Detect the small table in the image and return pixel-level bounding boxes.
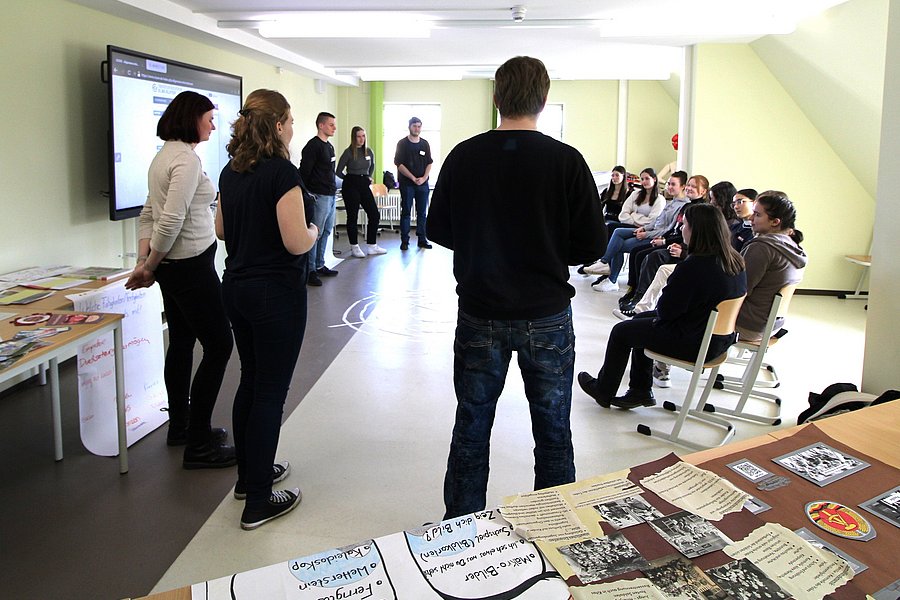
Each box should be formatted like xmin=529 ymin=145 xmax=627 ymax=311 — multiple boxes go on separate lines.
xmin=1 ymin=309 xmax=128 ymax=473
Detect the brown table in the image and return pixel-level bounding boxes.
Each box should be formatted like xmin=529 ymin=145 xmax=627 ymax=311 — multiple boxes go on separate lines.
xmin=1 ymin=309 xmax=128 ymax=472
xmin=134 ymin=402 xmax=899 ymax=600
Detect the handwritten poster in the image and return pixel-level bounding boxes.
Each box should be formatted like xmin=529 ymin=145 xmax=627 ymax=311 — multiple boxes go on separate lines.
xmin=192 ymin=513 xmax=571 ymax=599
xmin=70 ymin=280 xmax=168 ymax=455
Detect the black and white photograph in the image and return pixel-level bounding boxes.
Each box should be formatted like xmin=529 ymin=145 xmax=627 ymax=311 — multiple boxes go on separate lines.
xmin=706 ymin=558 xmax=790 ymax=600
xmin=557 ymin=534 xmax=651 ymax=583
xmin=648 ymin=511 xmax=732 ymax=558
xmin=794 ymin=527 xmax=868 ymax=575
xmin=642 ymin=554 xmax=731 ymax=600
xmin=727 ymin=459 xmax=773 ymax=482
xmin=772 ymin=442 xmax=870 ymax=486
xmin=593 ymin=495 xmax=665 ymax=529
xmin=859 ymin=485 xmax=900 ymax=529
xmin=742 ymin=495 xmax=772 ymax=515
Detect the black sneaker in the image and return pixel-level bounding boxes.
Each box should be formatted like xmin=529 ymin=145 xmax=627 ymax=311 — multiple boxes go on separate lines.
xmin=400 ymin=240 xmax=409 ymax=250
xmin=618 ymin=291 xmax=635 ymax=308
xmin=577 ymin=372 xmax=612 ymax=408
xmin=577 ymin=265 xmax=587 ymax=275
xmin=591 ymin=275 xmax=608 ymax=286
xmin=240 ymin=488 xmax=302 ymax=530
xmin=307 ymin=271 xmax=323 ymax=287
xmin=317 ymin=266 xmax=339 ymax=277
xmin=183 ymin=442 xmax=238 ymax=470
xmin=610 ymin=389 xmax=656 ymax=409
xmin=234 ymin=461 xmax=291 ymax=500
xmin=167 ymin=426 xmax=228 ymax=447
xmin=418 ymin=241 xmax=433 ymax=249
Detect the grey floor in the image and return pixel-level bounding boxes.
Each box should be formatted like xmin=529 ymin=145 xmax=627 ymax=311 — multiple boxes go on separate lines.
xmin=0 ymin=230 xmax=867 ymax=600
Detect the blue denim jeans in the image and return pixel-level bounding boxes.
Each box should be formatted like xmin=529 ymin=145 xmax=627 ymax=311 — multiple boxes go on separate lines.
xmin=222 ymin=277 xmax=307 ymax=508
xmin=443 ymin=307 xmax=576 ymax=519
xmin=601 ymin=227 xmax=647 ymax=283
xmin=308 ymin=193 xmax=336 ymax=271
xmin=399 ymin=182 xmax=429 ymax=243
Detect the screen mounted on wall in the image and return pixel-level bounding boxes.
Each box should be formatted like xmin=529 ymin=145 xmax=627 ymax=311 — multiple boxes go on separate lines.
xmin=105 ymin=46 xmax=242 ymax=221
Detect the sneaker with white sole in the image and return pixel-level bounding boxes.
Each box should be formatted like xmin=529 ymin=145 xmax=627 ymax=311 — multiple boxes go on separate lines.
xmin=367 ymin=244 xmax=387 ymax=255
xmin=350 ymin=244 xmax=366 ymax=258
xmin=584 ymin=260 xmax=611 ymax=275
xmin=234 ymin=461 xmax=291 ymax=500
xmin=612 ymin=308 xmax=634 ymax=321
xmin=652 ymin=363 xmax=671 ymax=388
xmin=240 ymin=488 xmax=302 ymax=530
xmin=592 ymin=278 xmax=619 ymax=292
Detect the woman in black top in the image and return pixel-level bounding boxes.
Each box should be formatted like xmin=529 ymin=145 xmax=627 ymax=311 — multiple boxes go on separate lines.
xmin=216 ymin=89 xmax=318 ymax=530
xmin=578 ymin=203 xmax=746 ymax=409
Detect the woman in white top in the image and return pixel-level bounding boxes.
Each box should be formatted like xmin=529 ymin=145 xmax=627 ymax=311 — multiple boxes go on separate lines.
xmin=126 ymin=91 xmax=234 ymax=468
xmin=618 ymin=167 xmax=664 ymax=227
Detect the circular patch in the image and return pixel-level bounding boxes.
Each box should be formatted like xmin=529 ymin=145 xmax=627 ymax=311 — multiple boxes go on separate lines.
xmin=806 ymin=501 xmax=876 ymax=541
xmin=13 ymin=313 xmax=51 ymax=326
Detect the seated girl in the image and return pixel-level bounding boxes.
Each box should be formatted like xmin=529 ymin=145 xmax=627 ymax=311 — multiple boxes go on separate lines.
xmin=578 ymin=203 xmax=746 ymax=409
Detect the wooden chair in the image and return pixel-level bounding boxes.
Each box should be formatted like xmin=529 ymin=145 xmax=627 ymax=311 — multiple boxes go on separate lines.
xmin=637 ymin=295 xmax=745 ymax=450
xmin=708 ymin=284 xmax=798 ymax=425
xmin=369 ymin=183 xmax=397 ymax=232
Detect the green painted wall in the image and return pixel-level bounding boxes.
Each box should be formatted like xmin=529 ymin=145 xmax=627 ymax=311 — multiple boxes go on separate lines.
xmin=691 ymin=44 xmax=874 ymax=290
xmin=626 ymin=80 xmax=679 ymax=174
xmin=0 ymin=0 xmax=336 ymax=275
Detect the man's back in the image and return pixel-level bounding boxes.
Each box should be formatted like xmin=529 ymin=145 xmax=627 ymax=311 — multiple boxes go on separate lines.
xmin=428 ymin=129 xmax=605 ymax=320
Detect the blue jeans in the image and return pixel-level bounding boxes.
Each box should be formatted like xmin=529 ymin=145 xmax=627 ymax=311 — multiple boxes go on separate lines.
xmin=154 ymin=243 xmax=233 ymax=444
xmin=602 ymin=228 xmax=646 ymax=283
xmin=443 ymin=307 xmax=576 ymax=519
xmin=308 ymin=193 xmax=336 ymax=271
xmin=399 ymin=182 xmax=429 ymax=243
xmin=222 ymin=277 xmax=307 ymax=508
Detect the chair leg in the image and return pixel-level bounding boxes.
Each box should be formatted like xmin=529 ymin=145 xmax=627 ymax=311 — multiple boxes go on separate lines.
xmin=637 ymin=367 xmax=736 ymax=450
xmin=708 ymin=349 xmax=782 ymax=425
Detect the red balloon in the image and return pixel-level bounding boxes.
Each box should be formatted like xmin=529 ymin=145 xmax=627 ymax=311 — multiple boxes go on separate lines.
xmin=671 ymin=133 xmax=679 ymax=151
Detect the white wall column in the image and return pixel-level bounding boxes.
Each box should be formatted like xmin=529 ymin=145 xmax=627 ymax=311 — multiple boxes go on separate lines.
xmin=677 ymin=46 xmax=696 ymax=174
xmin=862 ymin=2 xmax=900 ymax=394
xmin=616 ymin=80 xmax=628 ymax=166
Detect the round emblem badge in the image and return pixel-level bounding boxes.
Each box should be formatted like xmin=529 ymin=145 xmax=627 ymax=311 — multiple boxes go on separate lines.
xmin=805 ymin=501 xmax=876 ymax=541
xmin=13 ymin=313 xmax=51 ymax=326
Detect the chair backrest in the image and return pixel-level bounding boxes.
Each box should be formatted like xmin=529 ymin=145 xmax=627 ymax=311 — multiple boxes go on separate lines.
xmin=370 ymin=183 xmax=388 ymax=197
xmin=711 ymin=295 xmax=746 ymax=337
xmin=775 ymin=283 xmax=798 ymax=320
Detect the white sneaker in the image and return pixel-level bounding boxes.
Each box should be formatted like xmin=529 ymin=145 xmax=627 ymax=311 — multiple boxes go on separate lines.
xmin=653 ymin=363 xmax=671 ymax=388
xmin=350 ymin=244 xmax=366 ymax=258
xmin=593 ymin=279 xmax=619 ymax=293
xmin=584 ymin=260 xmax=611 ymax=275
xmin=367 ymin=244 xmax=387 ymax=255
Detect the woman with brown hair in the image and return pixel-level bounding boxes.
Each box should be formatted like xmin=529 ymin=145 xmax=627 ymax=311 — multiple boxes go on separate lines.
xmin=217 ymin=89 xmax=319 ymax=530
xmin=578 ymin=203 xmax=746 ymax=409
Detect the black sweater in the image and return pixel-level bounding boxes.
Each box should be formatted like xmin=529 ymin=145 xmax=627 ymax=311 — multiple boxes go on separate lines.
xmin=427 ymin=130 xmax=606 ymax=319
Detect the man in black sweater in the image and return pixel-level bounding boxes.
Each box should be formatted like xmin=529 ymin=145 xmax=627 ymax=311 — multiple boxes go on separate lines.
xmin=428 ymin=56 xmax=607 ymax=520
xmin=299 ymin=111 xmax=338 ymax=287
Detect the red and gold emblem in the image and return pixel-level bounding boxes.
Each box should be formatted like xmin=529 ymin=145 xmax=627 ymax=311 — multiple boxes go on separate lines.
xmin=806 ymin=501 xmax=876 ymax=541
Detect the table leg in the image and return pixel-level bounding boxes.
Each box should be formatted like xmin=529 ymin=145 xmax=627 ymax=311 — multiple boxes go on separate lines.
xmin=49 ymin=357 xmax=63 ymax=461
xmin=114 ymin=323 xmax=128 ymax=474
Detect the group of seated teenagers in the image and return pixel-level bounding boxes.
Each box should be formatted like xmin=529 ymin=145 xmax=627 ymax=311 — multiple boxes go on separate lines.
xmin=578 ymin=166 xmax=808 ymax=395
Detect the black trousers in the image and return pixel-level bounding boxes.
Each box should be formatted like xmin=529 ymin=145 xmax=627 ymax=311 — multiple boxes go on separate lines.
xmin=154 ymin=243 xmax=234 ymax=445
xmin=634 ymin=248 xmax=683 ymax=299
xmin=595 ymin=311 xmax=734 ymax=395
xmin=341 ymin=174 xmax=380 ymax=245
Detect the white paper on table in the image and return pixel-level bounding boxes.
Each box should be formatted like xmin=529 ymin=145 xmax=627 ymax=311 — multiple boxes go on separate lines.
xmin=724 ymin=522 xmax=854 ymax=600
xmin=571 ymin=577 xmax=668 ymax=600
xmin=639 ymin=461 xmax=749 ymax=521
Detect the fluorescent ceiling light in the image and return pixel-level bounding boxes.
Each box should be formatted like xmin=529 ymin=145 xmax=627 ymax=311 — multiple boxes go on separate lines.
xmin=257 ymin=13 xmax=431 ymax=38
xmin=352 ymin=67 xmax=463 ymax=81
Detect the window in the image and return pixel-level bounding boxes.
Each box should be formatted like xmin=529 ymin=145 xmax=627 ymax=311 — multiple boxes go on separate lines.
xmin=538 ymin=103 xmax=564 ymax=140
xmin=494 ymin=102 xmax=564 ymax=140
xmin=383 ymin=103 xmax=442 ymax=183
